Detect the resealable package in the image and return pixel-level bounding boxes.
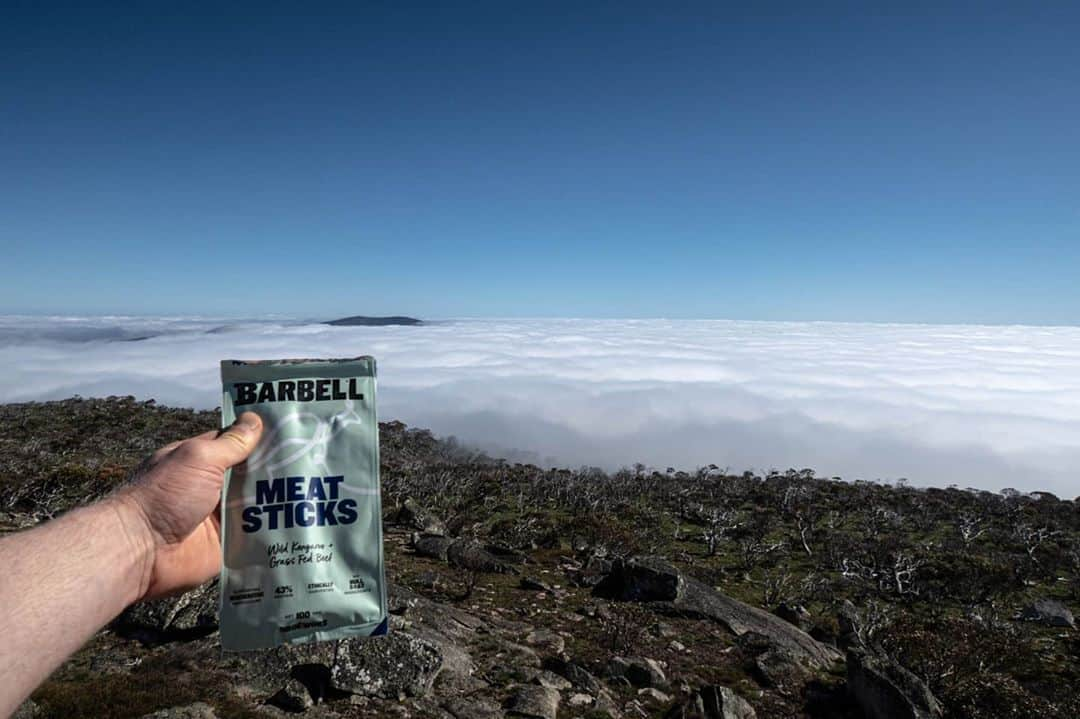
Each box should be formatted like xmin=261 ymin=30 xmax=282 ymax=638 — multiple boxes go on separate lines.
xmin=219 ymin=357 xmax=387 ymax=651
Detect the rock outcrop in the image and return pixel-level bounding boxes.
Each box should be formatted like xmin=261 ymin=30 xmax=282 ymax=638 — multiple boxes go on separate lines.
xmin=596 ymin=557 xmax=840 ymax=668
xmin=1018 ymin=599 xmax=1075 ymax=628
xmin=442 ymin=696 xmax=505 ymax=719
xmin=772 ymin=602 xmax=812 ymax=632
xmin=385 ymin=583 xmax=480 ymax=684
xmin=411 ymin=533 xmax=517 ymax=573
xmin=411 ymin=533 xmax=454 ymax=561
xmin=543 ymin=658 xmax=622 ymax=717
xmin=234 ymin=630 xmax=444 ymax=701
xmin=506 ymin=685 xmax=560 ymax=719
xmin=606 ymin=656 xmax=667 ymax=688
xmin=700 ymin=686 xmax=757 ymax=719
xmin=115 ymin=579 xmax=220 ymax=643
xmin=397 ymin=498 xmax=447 ymax=536
xmin=846 ymin=648 xmax=943 ymax=719
xmin=269 ymin=678 xmax=316 ymax=712
xmin=665 ymin=685 xmax=757 ymax=719
xmin=139 ymin=704 xmax=219 ymax=719
xmin=738 ymin=632 xmax=810 ymax=690
xmin=332 ymin=632 xmax=443 ymax=697
xmin=525 ymin=628 xmax=566 ymax=655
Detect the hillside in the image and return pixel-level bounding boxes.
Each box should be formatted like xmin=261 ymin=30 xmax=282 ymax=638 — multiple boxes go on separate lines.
xmin=1 ymin=397 xmax=1078 ymax=719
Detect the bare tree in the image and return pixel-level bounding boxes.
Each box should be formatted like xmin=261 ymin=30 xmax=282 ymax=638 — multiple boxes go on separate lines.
xmin=761 ymin=567 xmax=793 ymax=606
xmin=889 ymin=550 xmax=926 ymax=596
xmin=841 ymin=549 xmax=926 ymax=597
xmin=957 ymin=511 xmax=988 ymax=547
xmin=737 ymin=535 xmax=786 ymax=573
xmin=702 ymin=506 xmax=741 ymax=557
xmin=849 ymin=599 xmax=895 ymax=649
xmin=1014 ymin=522 xmax=1059 ymax=567
xmin=781 ymin=484 xmax=818 ymax=556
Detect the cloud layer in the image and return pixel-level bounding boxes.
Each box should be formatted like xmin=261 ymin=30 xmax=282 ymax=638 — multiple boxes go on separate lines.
xmin=2 ymin=316 xmax=1079 ymax=495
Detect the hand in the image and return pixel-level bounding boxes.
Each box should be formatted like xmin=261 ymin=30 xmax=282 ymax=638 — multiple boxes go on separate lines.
xmin=113 ymin=412 xmax=263 ymax=601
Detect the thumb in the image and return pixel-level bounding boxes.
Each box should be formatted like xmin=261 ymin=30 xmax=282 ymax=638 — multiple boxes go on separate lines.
xmin=208 ymin=412 xmax=263 ymax=468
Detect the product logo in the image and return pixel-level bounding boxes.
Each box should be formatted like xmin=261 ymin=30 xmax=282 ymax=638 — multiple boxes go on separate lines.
xmin=241 ymin=475 xmax=359 ymax=533
xmin=234 ymin=379 xmax=363 ymax=405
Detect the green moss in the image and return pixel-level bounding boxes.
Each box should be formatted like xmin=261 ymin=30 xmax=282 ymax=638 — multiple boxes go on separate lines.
xmin=33 ymin=670 xmax=204 ymax=719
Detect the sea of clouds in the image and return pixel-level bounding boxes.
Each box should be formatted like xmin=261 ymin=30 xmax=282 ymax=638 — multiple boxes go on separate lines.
xmin=2 ymin=315 xmax=1078 ymax=495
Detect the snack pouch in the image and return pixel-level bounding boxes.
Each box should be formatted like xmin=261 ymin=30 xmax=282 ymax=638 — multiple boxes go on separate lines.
xmin=219 ymin=357 xmax=387 ymax=651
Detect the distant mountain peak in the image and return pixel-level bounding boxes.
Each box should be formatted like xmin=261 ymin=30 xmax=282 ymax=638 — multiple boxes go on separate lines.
xmin=323 ymin=315 xmax=423 ymax=327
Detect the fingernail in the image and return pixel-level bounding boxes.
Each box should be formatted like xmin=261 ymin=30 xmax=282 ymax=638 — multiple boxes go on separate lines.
xmin=236 ymin=412 xmax=261 ymax=431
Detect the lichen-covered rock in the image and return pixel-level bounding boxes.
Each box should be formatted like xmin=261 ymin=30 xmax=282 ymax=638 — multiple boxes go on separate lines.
xmin=388 ymin=583 xmax=422 ymax=615
xmin=598 ymin=557 xmax=680 ymax=601
xmin=544 ymin=658 xmax=622 ymax=717
xmin=412 ymin=533 xmax=454 ymax=561
xmin=638 ymin=687 xmax=673 ymax=703
xmin=384 ymin=582 xmax=484 ymax=693
xmin=698 ymin=686 xmax=757 ymax=719
xmin=398 ymin=498 xmax=447 ymax=536
xmin=773 ymin=603 xmax=812 ymax=632
xmin=597 ymin=557 xmax=840 ymax=669
xmin=535 ymin=670 xmax=572 ymax=690
xmin=411 ymin=534 xmax=515 ymax=573
xmin=489 ymin=640 xmax=541 ymax=682
xmin=606 ymin=656 xmax=667 ymax=688
xmin=232 ymin=639 xmax=337 ymax=696
xmin=736 ymin=632 xmax=807 ymax=689
xmin=1018 ymin=599 xmax=1075 ymax=628
xmin=846 ymin=649 xmax=943 ymax=719
xmin=139 ymin=703 xmax=219 ymax=719
xmin=116 ymin=579 xmax=220 ymax=643
xmin=506 ymin=685 xmax=560 ymax=719
xmin=442 ymin=696 xmax=505 ymax=719
xmin=447 ymin=538 xmax=516 ymax=574
xmin=665 ymin=686 xmax=756 ymax=719
xmin=332 ymin=632 xmax=444 ymax=698
xmin=525 ymin=629 xmax=565 ymax=655
xmin=569 ymin=556 xmax=615 ymax=588
xmin=752 ymin=648 xmax=809 ymax=690
xmin=836 ymin=599 xmax=861 ymax=650
xmin=269 ymin=678 xmax=315 ymax=712
xmin=543 ymin=658 xmax=604 ymax=694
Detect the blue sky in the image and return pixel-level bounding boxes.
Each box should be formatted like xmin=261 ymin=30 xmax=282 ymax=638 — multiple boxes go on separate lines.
xmin=2 ymin=2 xmax=1078 ymax=323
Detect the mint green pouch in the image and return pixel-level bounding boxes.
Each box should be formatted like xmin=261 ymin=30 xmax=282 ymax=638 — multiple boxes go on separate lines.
xmin=219 ymin=357 xmax=388 ymax=651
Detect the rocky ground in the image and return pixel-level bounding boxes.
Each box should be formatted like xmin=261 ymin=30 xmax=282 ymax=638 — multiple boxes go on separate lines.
xmin=2 ymin=398 xmax=1078 ymax=719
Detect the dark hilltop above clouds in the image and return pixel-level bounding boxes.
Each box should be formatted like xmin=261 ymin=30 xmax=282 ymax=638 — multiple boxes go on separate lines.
xmin=323 ymin=315 xmax=423 ymax=326
xmin=0 ymin=315 xmax=427 ymax=349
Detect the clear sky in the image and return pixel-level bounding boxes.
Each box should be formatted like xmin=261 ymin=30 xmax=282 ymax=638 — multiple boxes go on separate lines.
xmin=3 ymin=2 xmax=1078 ymax=323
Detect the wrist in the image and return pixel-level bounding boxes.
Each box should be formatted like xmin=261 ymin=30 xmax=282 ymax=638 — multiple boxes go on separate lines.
xmin=104 ymin=489 xmax=158 ymax=605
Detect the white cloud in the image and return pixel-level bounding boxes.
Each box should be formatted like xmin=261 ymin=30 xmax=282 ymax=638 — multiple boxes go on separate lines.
xmin=2 ymin=316 xmax=1079 ymax=495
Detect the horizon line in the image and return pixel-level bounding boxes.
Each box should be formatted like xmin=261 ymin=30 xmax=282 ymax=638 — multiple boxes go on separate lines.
xmin=1 ymin=311 xmax=1079 ymax=331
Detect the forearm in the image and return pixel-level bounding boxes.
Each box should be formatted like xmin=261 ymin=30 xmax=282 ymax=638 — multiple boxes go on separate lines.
xmin=0 ymin=492 xmax=153 ymax=716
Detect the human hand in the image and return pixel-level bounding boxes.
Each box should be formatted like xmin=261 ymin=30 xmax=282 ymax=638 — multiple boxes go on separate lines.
xmin=112 ymin=412 xmax=263 ymax=601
